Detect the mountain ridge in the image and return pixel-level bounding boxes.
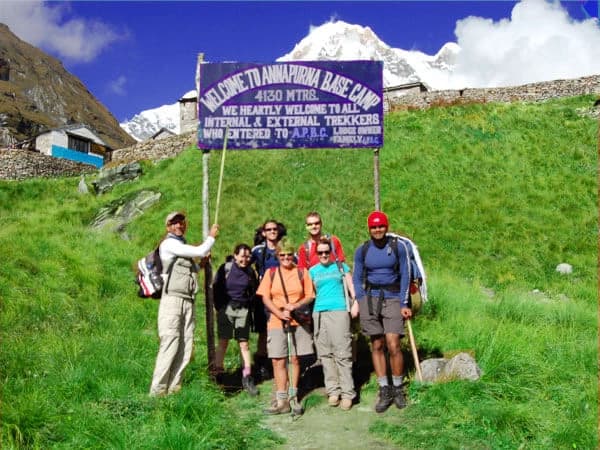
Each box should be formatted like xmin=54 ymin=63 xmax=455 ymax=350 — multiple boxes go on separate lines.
xmin=0 ymin=24 xmax=135 ymax=150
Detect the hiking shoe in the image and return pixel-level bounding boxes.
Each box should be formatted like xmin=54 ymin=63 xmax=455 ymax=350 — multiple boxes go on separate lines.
xmin=393 ymin=384 xmax=407 ymax=409
xmin=263 ymin=399 xmax=290 ymax=415
xmin=374 ymin=385 xmax=394 ymax=413
xmin=242 ymin=375 xmax=259 ymax=396
xmin=290 ymin=397 xmax=304 ymax=416
xmin=340 ymin=398 xmax=353 ymax=411
xmin=328 ymin=395 xmax=340 ymax=407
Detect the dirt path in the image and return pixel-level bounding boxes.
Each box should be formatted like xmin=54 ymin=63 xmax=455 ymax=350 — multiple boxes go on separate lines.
xmin=260 ymin=383 xmax=407 ymax=450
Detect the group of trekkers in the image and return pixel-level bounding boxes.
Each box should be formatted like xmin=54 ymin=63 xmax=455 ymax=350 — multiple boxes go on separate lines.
xmin=148 ymin=210 xmax=426 ymax=417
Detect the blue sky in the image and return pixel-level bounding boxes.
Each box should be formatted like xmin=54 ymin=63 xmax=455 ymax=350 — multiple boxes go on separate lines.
xmin=0 ymin=1 xmax=598 ymax=122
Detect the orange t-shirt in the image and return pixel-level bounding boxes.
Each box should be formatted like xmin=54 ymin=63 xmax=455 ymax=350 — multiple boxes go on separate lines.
xmin=256 ymin=266 xmax=314 ymax=330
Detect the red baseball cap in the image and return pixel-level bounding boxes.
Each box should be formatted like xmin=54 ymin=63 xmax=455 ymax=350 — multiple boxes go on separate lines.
xmin=367 ymin=211 xmax=389 ymax=227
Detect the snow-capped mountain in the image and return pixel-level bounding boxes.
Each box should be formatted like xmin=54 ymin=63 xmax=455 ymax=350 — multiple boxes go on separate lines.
xmin=120 ymin=21 xmax=460 ymax=142
xmin=119 ymin=102 xmax=180 ymax=142
xmin=277 ymin=21 xmax=459 ymax=89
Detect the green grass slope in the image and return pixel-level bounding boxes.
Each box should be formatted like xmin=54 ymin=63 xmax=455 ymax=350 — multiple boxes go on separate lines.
xmin=0 ymin=95 xmax=596 ymax=449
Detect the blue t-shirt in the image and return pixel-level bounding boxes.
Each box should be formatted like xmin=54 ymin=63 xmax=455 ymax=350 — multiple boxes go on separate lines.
xmin=309 ymin=262 xmax=350 ymax=312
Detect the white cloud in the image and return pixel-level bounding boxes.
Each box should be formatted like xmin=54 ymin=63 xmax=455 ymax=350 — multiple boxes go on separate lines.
xmin=0 ymin=1 xmax=123 ymax=63
xmin=108 ymin=75 xmax=127 ymax=96
xmin=449 ymin=0 xmax=600 ymax=88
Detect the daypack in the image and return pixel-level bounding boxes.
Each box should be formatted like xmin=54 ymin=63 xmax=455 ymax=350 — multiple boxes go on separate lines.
xmin=360 ymin=233 xmax=428 ymax=312
xmin=135 ymin=243 xmax=177 ymax=299
xmin=213 ymin=257 xmax=258 ymax=311
xmin=303 ymin=233 xmax=343 ymax=269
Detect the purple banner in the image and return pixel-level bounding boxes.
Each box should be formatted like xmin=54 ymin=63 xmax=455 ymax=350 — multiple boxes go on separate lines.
xmin=197 ymin=61 xmax=383 ymax=150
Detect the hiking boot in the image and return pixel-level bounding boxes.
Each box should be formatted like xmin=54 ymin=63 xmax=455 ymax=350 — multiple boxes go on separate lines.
xmin=340 ymin=398 xmax=353 ymax=411
xmin=328 ymin=395 xmax=340 ymax=407
xmin=374 ymin=385 xmax=394 ymax=413
xmin=242 ymin=375 xmax=259 ymax=396
xmin=263 ymin=399 xmax=290 ymax=415
xmin=290 ymin=396 xmax=304 ymax=416
xmin=393 ymin=384 xmax=407 ymax=409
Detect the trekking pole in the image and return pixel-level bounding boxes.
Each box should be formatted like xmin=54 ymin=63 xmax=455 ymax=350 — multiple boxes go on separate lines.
xmin=213 ymin=127 xmax=228 ymax=224
xmin=406 ymin=319 xmax=423 ymax=382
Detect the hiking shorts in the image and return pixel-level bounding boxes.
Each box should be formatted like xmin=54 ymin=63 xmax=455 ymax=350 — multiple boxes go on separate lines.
xmin=217 ymin=303 xmax=250 ymax=341
xmin=267 ymin=325 xmax=314 ymax=358
xmin=358 ymin=296 xmax=405 ymax=337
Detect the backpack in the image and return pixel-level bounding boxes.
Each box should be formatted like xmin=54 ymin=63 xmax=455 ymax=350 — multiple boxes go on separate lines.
xmin=303 ymin=233 xmax=342 ymax=269
xmin=135 ymin=242 xmax=177 ymax=299
xmin=360 ymin=233 xmax=427 ymax=312
xmin=213 ymin=257 xmax=258 ymax=311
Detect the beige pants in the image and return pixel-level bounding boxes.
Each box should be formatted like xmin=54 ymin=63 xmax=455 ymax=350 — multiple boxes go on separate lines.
xmin=313 ymin=310 xmax=355 ymax=400
xmin=149 ymin=293 xmax=195 ymax=396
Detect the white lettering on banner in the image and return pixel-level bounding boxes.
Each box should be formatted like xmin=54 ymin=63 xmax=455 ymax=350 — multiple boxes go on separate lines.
xmin=284 ymin=104 xmax=327 ymax=115
xmin=204 ymin=116 xmax=252 ymax=127
xmin=324 ymin=114 xmax=380 ymax=126
xmin=331 ymin=135 xmax=380 ymax=145
xmin=291 ymin=127 xmax=328 ymax=139
xmin=239 ymin=105 xmax=283 ymax=115
xmin=266 ymin=116 xmax=321 ymax=127
xmin=200 ymin=66 xmax=381 ymax=114
xmin=227 ymin=128 xmax=271 ymax=139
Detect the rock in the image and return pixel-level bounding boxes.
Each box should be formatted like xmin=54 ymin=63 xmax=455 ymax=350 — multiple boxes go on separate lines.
xmin=77 ymin=175 xmax=89 ymax=194
xmin=442 ymin=352 xmax=482 ymax=381
xmin=419 ymin=352 xmax=482 ymax=383
xmin=90 ymin=189 xmax=161 ymax=233
xmin=420 ymin=358 xmax=447 ymax=382
xmin=555 ymin=263 xmax=573 ymax=275
xmin=92 ymin=162 xmax=143 ymax=195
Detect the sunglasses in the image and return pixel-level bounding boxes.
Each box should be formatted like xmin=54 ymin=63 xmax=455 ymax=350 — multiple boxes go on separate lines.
xmin=369 ymin=225 xmax=386 ymax=230
xmin=317 ymin=251 xmax=330 ymax=256
xmin=264 ymin=227 xmax=278 ymax=232
xmin=306 ymin=221 xmax=321 ymax=227
xmin=278 ymin=253 xmax=294 ymax=257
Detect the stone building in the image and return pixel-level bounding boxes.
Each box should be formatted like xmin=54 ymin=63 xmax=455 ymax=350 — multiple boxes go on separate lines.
xmin=179 ymin=90 xmax=198 ymax=134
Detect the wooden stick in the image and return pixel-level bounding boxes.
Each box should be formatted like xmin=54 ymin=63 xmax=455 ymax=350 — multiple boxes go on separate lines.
xmin=406 ymin=319 xmax=423 ymax=382
xmin=213 ymin=128 xmax=228 ymax=224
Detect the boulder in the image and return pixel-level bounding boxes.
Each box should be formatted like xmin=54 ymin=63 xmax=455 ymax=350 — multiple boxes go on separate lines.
xmin=91 ymin=189 xmax=161 ymax=235
xmin=419 ymin=352 xmax=482 ymax=383
xmin=92 ymin=162 xmax=142 ymax=195
xmin=555 ymin=263 xmax=573 ymax=275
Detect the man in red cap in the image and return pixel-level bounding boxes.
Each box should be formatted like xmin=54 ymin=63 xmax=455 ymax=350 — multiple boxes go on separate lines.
xmin=352 ymin=211 xmax=412 ymax=413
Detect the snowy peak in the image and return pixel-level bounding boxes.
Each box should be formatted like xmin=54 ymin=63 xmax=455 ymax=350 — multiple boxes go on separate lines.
xmin=120 ymin=102 xmax=180 ymax=142
xmin=277 ymin=20 xmax=460 ymax=89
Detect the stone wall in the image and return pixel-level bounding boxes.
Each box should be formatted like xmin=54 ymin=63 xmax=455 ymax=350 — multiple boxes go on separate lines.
xmin=110 ymin=131 xmax=196 ymax=164
xmin=2 ymin=75 xmax=598 ymax=181
xmin=388 ymin=75 xmax=600 ymax=111
xmin=0 ymin=149 xmax=97 ymax=180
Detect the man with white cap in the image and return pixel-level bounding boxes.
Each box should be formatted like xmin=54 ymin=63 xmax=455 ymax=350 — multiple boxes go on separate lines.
xmin=149 ymin=211 xmax=219 ymax=396
xmin=352 ymin=211 xmax=411 ymax=413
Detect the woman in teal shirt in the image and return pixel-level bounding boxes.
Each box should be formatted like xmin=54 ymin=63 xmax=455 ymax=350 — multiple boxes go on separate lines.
xmin=309 ymin=237 xmax=359 ymax=411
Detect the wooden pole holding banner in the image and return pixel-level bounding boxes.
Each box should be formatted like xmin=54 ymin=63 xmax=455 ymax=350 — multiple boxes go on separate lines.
xmin=198 ymin=52 xmax=217 ymax=374
xmin=373 ymin=147 xmax=381 ymax=210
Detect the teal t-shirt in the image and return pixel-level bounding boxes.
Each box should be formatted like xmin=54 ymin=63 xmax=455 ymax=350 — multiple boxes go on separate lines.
xmin=309 ymin=262 xmax=350 ymax=312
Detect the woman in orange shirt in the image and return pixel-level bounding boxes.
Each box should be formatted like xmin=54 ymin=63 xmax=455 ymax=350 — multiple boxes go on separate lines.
xmin=256 ymin=238 xmax=315 ymax=416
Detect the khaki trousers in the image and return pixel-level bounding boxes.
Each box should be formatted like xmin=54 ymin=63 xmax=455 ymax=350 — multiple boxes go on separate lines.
xmin=149 ymin=293 xmax=195 ymax=396
xmin=313 ymin=310 xmax=355 ymax=400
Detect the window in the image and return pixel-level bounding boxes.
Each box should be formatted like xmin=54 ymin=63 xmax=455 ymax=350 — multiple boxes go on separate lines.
xmin=68 ymin=134 xmax=90 ymax=153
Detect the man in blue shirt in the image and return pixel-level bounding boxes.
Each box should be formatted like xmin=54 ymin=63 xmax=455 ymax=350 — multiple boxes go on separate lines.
xmin=352 ymin=211 xmax=411 ymax=413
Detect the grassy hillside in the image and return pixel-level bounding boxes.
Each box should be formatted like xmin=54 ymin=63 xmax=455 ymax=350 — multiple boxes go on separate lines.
xmin=0 ymin=95 xmax=597 ymax=449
